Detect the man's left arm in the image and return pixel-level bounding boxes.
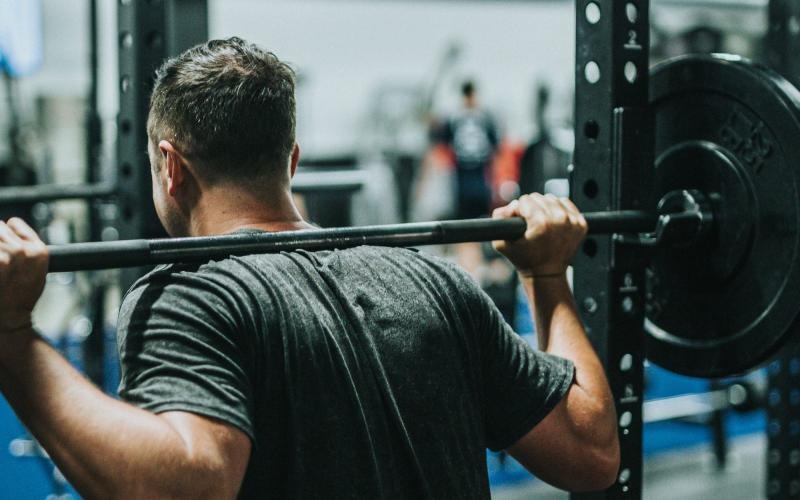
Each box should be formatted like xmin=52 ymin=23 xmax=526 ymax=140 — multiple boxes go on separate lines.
xmin=0 ymin=218 xmax=250 ymax=499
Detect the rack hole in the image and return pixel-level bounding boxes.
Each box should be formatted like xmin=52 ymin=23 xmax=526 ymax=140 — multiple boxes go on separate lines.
xmin=624 ymin=61 xmax=638 ymax=83
xmin=123 ymin=205 xmax=134 ymax=222
xmin=584 ymin=61 xmax=601 ymax=84
xmin=584 ymin=120 xmax=600 ymax=141
xmin=119 ymin=31 xmax=133 ymax=49
xmin=585 ymin=2 xmax=601 ymax=24
xmin=583 ymin=179 xmax=599 ymax=199
xmin=626 ymin=3 xmax=638 ymax=23
xmin=583 ymin=238 xmax=598 ymax=258
xmin=120 ymin=163 xmax=133 ymax=178
xmin=146 ymin=30 xmax=163 ymax=49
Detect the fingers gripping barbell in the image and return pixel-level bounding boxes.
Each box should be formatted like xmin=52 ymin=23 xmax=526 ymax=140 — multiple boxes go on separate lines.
xmin=23 ymin=54 xmax=800 ymax=379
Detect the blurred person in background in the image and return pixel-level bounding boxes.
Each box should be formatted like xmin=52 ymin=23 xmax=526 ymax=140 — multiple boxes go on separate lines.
xmin=437 ymin=80 xmax=499 ymax=277
xmin=440 ymin=80 xmax=498 ymax=221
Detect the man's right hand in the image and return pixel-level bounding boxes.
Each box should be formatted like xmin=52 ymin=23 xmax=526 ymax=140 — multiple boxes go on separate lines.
xmin=492 ymin=193 xmax=588 ymax=277
xmin=0 ymin=218 xmax=48 ymax=333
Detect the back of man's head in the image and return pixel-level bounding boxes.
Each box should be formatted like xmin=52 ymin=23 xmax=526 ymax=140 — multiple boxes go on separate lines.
xmin=148 ymin=37 xmax=296 ymax=184
xmin=461 ymin=80 xmax=479 ymax=109
xmin=461 ymin=80 xmax=475 ymax=99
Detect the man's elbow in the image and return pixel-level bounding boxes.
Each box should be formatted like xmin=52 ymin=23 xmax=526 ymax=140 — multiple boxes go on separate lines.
xmin=572 ymin=438 xmax=621 ymax=492
xmin=575 ymin=395 xmax=622 ymax=491
xmin=99 ymin=458 xmax=236 ymax=500
xmin=109 ymin=477 xmax=234 ymax=500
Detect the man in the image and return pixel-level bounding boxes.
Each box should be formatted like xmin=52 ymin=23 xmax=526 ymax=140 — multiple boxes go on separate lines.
xmin=0 ymin=38 xmax=618 ymax=498
xmin=437 ymin=81 xmax=500 ymax=278
xmin=440 ymin=80 xmax=499 ymax=221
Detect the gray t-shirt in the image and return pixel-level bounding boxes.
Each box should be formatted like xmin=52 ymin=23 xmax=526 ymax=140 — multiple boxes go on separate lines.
xmin=116 ymin=245 xmax=574 ymax=499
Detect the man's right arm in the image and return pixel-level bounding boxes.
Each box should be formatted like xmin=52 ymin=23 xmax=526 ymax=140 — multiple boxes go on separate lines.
xmin=0 ymin=330 xmax=250 ymax=499
xmin=507 ymin=274 xmax=619 ymax=491
xmin=492 ymin=194 xmax=620 ymax=492
xmin=0 ymin=218 xmax=251 ymax=499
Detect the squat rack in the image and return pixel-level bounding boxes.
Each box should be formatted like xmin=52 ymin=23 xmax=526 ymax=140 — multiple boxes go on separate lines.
xmin=763 ymin=2 xmax=800 ymax=498
xmin=572 ymin=1 xmax=651 ymax=498
xmin=577 ymin=1 xmax=800 ymax=498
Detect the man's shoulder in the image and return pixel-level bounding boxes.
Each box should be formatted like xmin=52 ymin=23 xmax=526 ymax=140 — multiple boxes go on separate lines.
xmin=345 ymin=245 xmax=452 ymax=269
xmin=119 ymin=257 xmax=267 ymax=312
xmin=124 ymin=253 xmax=290 ymax=290
xmin=354 ymin=246 xmax=479 ymax=291
xmin=116 ymin=258 xmax=271 ymax=342
xmin=120 ymin=246 xmax=476 ymax=305
xmin=122 ymin=262 xmax=204 ymax=300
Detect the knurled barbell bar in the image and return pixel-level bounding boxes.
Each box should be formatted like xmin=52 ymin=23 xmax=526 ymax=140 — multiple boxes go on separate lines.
xmin=45 ymin=188 xmax=708 ymax=274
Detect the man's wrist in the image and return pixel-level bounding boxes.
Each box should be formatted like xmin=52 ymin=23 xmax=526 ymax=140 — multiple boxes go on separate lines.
xmin=517 ymin=267 xmax=568 ymax=280
xmin=0 ymin=315 xmax=34 ymax=336
xmin=0 ymin=325 xmax=40 ymax=377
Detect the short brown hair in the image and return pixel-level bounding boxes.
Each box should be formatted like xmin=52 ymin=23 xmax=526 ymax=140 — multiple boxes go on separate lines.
xmin=147 ymin=37 xmax=296 ymax=181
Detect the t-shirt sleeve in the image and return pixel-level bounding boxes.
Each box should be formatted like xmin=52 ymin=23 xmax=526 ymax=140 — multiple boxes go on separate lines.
xmin=116 ymin=266 xmax=256 ymax=441
xmin=472 ymin=285 xmax=575 ymax=451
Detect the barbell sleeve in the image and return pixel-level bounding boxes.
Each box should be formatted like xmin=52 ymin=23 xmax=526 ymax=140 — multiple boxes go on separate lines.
xmin=46 ymin=210 xmax=658 ymax=273
xmin=584 ymin=210 xmax=657 ymax=234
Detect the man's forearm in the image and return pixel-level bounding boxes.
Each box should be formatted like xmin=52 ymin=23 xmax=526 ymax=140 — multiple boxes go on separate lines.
xmin=521 ymin=274 xmax=617 ymax=446
xmin=522 ymin=275 xmax=603 ymax=369
xmin=0 ymin=329 xmax=221 ymax=499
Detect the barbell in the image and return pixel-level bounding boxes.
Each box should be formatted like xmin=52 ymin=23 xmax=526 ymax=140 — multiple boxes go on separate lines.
xmin=46 ymin=201 xmax=692 ymax=273
xmin=15 ymin=54 xmax=800 ymax=379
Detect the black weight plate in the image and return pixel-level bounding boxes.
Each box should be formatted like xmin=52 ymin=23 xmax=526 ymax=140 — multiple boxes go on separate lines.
xmin=646 ymin=54 xmax=800 ymax=378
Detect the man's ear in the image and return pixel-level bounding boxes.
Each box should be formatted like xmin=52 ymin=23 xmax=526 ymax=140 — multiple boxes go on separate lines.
xmin=289 ymin=143 xmax=300 ymax=178
xmin=158 ymin=140 xmax=185 ymax=196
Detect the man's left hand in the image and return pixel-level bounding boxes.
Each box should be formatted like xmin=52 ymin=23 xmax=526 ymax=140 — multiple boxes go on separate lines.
xmin=0 ymin=218 xmax=48 ymax=333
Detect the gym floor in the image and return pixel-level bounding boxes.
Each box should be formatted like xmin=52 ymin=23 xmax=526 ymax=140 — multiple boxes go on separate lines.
xmin=0 ymin=400 xmax=766 ymax=499
xmin=493 ymin=434 xmax=765 ymax=499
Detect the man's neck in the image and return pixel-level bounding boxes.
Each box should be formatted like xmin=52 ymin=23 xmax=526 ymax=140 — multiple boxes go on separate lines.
xmin=185 ymin=185 xmax=313 ymax=237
